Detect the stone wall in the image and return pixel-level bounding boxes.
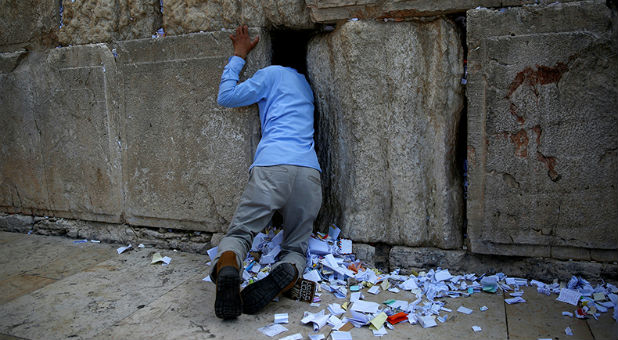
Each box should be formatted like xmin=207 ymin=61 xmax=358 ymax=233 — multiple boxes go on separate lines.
xmin=307 ymin=19 xmax=464 ymax=249
xmin=466 ymin=0 xmax=618 ymax=261
xmin=1 ymin=30 xmax=269 ymax=233
xmin=1 ymin=0 xmax=617 ymax=270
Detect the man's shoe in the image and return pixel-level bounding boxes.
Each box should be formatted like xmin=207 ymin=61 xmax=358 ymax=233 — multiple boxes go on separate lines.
xmin=241 ymin=263 xmax=297 ymax=314
xmin=214 ymin=251 xmax=242 ymax=319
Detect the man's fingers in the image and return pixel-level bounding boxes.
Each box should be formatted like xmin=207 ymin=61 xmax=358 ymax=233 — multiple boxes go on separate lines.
xmin=251 ymin=36 xmax=259 ymax=48
xmin=242 ymin=25 xmax=248 ymax=36
xmin=236 ymin=26 xmax=242 ymax=36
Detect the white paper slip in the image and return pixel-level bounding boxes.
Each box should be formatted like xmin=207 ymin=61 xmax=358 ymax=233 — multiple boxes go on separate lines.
xmin=480 ymin=306 xmax=488 ymax=311
xmin=328 ymin=303 xmax=346 ymax=315
xmin=340 ymin=239 xmax=352 ymax=254
xmin=351 ymin=301 xmax=380 ymax=314
xmin=510 ymin=291 xmax=524 ymax=297
xmin=304 ymin=269 xmax=322 ymax=282
xmin=350 ymin=292 xmax=363 ymax=302
xmin=565 ymin=327 xmax=573 ymax=336
xmin=328 ymin=315 xmax=344 ymax=330
xmin=400 ymin=277 xmax=418 ymax=290
xmin=505 ymin=297 xmax=526 ymax=304
xmin=202 ymin=275 xmax=212 ymax=283
xmin=562 ymin=311 xmax=573 ymax=317
xmin=280 ymin=333 xmax=302 ymax=340
xmin=372 ymin=326 xmax=388 ymax=336
xmin=308 ymin=238 xmax=330 ymax=255
xmin=309 ymin=334 xmax=325 ymax=340
xmin=274 ymin=313 xmax=288 ymax=324
xmin=457 ymin=306 xmax=473 ymax=314
xmin=435 ymin=269 xmax=453 ymax=282
xmin=328 ymin=225 xmax=341 ymax=240
xmin=257 ymin=323 xmax=287 ymax=337
xmin=556 ymin=288 xmax=582 ymax=306
xmin=418 ymin=315 xmax=437 ymax=328
xmin=116 ymin=244 xmax=132 ymax=254
xmin=388 ymin=287 xmax=400 ymax=293
xmin=472 ymin=325 xmax=482 ymax=332
xmin=331 ymin=331 xmax=353 ymax=340
xmin=367 ymin=285 xmax=381 ymax=295
xmin=206 ymin=246 xmax=218 ymax=261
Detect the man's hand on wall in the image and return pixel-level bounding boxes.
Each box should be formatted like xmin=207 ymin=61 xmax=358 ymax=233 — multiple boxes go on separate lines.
xmin=230 ymin=25 xmax=259 ymax=60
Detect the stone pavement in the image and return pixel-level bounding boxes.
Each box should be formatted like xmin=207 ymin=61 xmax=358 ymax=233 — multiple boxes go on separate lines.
xmin=0 ymin=231 xmax=615 ymax=340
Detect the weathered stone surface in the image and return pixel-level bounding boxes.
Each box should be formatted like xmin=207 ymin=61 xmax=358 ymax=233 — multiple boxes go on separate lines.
xmin=162 ymin=0 xmax=314 ymax=36
xmin=0 ymin=0 xmax=59 ymax=52
xmin=0 ymin=214 xmax=33 ymax=233
xmin=305 ymin=0 xmax=579 ymax=23
xmin=58 ymin=0 xmax=162 ymax=45
xmin=116 ymin=31 xmax=268 ymax=232
xmin=467 ymin=1 xmax=618 ymax=258
xmin=352 ymin=243 xmax=376 ymax=267
xmin=308 ymin=20 xmax=464 ymax=248
xmin=0 ymin=45 xmax=123 ymax=223
xmin=390 ymin=246 xmax=618 ymax=282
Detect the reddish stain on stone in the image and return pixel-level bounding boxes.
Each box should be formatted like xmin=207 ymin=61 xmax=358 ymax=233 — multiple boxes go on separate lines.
xmin=537 ymin=152 xmax=561 ymax=182
xmin=510 ymin=129 xmax=529 ymax=158
xmin=506 ymin=62 xmax=569 ymax=99
xmin=532 ymin=125 xmax=542 ymax=145
xmin=509 ymin=102 xmax=525 ymax=124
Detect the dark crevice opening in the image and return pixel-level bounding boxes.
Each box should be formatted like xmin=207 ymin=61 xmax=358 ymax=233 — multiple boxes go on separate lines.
xmin=448 ymin=13 xmax=469 ymax=249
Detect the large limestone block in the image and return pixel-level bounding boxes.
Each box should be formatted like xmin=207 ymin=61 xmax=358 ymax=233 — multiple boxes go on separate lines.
xmin=305 ymin=0 xmax=579 ymax=23
xmin=0 ymin=45 xmax=123 ymax=222
xmin=308 ymin=20 xmax=464 ymax=248
xmin=162 ymin=0 xmax=314 ymax=36
xmin=58 ymin=0 xmax=162 ymax=45
xmin=0 ymin=0 xmax=59 ymax=52
xmin=117 ymin=31 xmax=268 ymax=232
xmin=467 ymin=1 xmax=618 ymax=258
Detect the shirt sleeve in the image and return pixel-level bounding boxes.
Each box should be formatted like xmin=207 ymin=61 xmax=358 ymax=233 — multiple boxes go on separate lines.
xmin=217 ymin=56 xmax=270 ymax=108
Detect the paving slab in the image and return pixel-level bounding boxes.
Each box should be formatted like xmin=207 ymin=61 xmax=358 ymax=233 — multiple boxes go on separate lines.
xmin=96 ymin=265 xmax=508 ymax=340
xmin=0 ymin=231 xmax=117 ymax=280
xmin=0 ymin=275 xmax=56 ymax=305
xmin=505 ymin=286 xmax=594 ymax=340
xmin=0 ymin=246 xmax=207 ymax=340
xmin=587 ymin=311 xmax=618 ymax=340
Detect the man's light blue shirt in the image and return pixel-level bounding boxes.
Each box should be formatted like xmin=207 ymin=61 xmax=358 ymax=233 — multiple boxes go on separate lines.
xmin=217 ymin=56 xmax=321 ymax=172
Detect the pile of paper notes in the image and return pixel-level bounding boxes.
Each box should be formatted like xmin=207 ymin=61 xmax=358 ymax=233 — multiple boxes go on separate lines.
xmin=206 ymin=225 xmax=618 ymax=338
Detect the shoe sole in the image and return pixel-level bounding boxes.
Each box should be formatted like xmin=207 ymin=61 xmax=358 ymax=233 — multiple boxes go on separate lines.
xmin=215 ymin=266 xmax=242 ymax=319
xmin=241 ymin=263 xmax=296 ymax=315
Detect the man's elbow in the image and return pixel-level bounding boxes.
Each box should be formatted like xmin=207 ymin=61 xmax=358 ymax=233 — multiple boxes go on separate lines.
xmin=217 ymin=92 xmax=234 ymax=107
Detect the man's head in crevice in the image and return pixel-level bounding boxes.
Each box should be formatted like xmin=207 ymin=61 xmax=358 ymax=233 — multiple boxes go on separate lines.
xmin=271 ymin=30 xmax=310 ymax=75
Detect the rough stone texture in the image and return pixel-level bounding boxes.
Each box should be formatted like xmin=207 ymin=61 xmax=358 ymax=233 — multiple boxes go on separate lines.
xmin=466 ymin=1 xmax=618 ymax=259
xmin=308 ymin=20 xmax=464 ymax=248
xmin=351 ymin=243 xmax=376 ymax=267
xmin=390 ymin=246 xmax=618 ymax=282
xmin=0 ymin=0 xmax=59 ymax=52
xmin=0 ymin=214 xmax=34 ymax=233
xmin=58 ymin=0 xmax=162 ymax=45
xmin=0 ymin=214 xmax=215 ymax=254
xmin=305 ymin=0 xmax=580 ymax=23
xmin=162 ymin=0 xmax=314 ymax=36
xmin=0 ymin=45 xmax=123 ymax=223
xmin=116 ymin=30 xmax=267 ymax=232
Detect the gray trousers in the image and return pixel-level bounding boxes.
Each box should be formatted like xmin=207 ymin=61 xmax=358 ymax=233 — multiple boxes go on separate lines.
xmin=214 ymin=165 xmax=322 ymax=277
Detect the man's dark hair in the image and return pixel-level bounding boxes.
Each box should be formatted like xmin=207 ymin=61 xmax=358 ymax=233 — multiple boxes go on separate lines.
xmin=271 ymin=30 xmax=311 ymax=75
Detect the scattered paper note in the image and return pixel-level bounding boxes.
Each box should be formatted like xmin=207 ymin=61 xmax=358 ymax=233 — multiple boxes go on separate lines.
xmin=280 ymin=333 xmax=302 ymax=340
xmin=472 ymin=325 xmax=482 ymax=332
xmin=274 ymin=313 xmax=288 ymax=324
xmin=206 ymin=246 xmax=218 ymax=261
xmin=117 ymin=244 xmax=132 ymax=254
xmin=565 ymin=326 xmax=573 ymax=336
xmin=557 ymin=288 xmax=582 ymax=306
xmin=457 ymin=306 xmax=473 ymax=314
xmin=505 ymin=297 xmax=526 ymax=304
xmin=351 ymin=301 xmax=379 ymax=314
xmin=331 ymin=331 xmax=352 ymax=340
xmin=480 ymin=306 xmax=488 ymax=311
xmin=257 ymin=323 xmax=287 ymax=337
